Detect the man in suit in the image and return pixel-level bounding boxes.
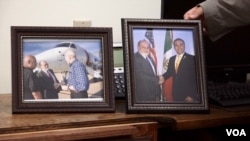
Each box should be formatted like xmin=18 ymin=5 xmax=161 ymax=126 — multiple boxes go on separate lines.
xmin=161 ymin=38 xmax=198 ymax=102
xmin=37 ymin=60 xmax=61 ymax=99
xmin=134 ymin=39 xmax=162 ymax=102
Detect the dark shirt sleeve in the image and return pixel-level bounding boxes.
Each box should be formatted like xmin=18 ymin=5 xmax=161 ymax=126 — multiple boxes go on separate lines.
xmin=30 ymin=72 xmax=41 ymax=92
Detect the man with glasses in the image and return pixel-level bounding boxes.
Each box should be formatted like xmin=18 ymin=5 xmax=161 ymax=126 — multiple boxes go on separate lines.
xmin=37 ymin=60 xmax=61 ymax=99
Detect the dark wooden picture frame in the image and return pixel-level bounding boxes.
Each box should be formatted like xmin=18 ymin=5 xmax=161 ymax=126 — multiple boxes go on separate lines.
xmin=11 ymin=26 xmax=115 ymax=113
xmin=121 ymin=18 xmax=209 ymax=113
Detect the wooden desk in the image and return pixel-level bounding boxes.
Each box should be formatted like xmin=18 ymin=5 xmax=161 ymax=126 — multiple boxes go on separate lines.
xmin=1 ymin=94 xmax=250 ymax=140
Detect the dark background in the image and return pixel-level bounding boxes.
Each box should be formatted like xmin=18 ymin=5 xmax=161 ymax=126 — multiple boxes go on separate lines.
xmin=161 ymin=0 xmax=250 ymax=83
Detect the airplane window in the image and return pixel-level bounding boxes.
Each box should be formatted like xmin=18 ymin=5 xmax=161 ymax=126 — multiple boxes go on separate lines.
xmin=69 ymin=43 xmax=77 ymax=49
xmin=53 ymin=42 xmax=77 ymax=49
xmin=54 ymin=43 xmax=70 ymax=48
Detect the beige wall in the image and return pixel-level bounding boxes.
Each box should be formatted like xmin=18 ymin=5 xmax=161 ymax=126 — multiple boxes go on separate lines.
xmin=0 ymin=0 xmax=161 ymax=94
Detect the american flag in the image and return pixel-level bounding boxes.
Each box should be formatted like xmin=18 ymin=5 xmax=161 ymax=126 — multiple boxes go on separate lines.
xmin=145 ymin=29 xmax=158 ymax=74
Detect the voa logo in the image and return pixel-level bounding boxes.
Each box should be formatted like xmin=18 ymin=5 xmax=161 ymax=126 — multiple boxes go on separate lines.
xmin=226 ymin=129 xmax=246 ymax=136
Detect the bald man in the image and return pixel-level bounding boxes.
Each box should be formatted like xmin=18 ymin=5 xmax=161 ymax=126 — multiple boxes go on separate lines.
xmin=62 ymin=49 xmax=89 ymax=98
xmin=23 ymin=55 xmax=42 ymax=100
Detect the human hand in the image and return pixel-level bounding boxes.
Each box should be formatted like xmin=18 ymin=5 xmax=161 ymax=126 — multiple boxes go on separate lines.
xmin=53 ymin=83 xmax=61 ymax=89
xmin=185 ymin=96 xmax=194 ymax=103
xmin=68 ymin=85 xmax=77 ymax=92
xmin=158 ymin=76 xmax=165 ymax=84
xmin=59 ymin=81 xmax=66 ymax=85
xmin=61 ymin=85 xmax=68 ymax=91
xmin=184 ymin=6 xmax=207 ymax=34
xmin=184 ymin=5 xmax=203 ymax=20
xmin=32 ymin=91 xmax=42 ymax=99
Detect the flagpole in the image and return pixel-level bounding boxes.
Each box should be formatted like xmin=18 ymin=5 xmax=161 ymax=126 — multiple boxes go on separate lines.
xmin=145 ymin=29 xmax=163 ymax=102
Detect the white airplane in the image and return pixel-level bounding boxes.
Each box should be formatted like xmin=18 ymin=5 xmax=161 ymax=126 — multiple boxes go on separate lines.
xmin=34 ymin=42 xmax=103 ymax=79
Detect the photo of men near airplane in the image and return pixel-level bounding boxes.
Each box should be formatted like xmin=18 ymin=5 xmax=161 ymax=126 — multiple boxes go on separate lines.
xmin=22 ymin=38 xmax=104 ymax=101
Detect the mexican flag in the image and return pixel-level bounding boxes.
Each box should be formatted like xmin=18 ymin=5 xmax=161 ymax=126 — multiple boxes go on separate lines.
xmin=162 ymin=30 xmax=174 ymax=101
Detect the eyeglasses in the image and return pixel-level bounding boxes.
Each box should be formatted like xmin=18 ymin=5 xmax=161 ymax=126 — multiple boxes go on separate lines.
xmin=140 ymin=46 xmax=150 ymax=50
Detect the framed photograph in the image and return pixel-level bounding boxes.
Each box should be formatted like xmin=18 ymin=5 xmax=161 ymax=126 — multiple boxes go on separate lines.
xmin=121 ymin=18 xmax=209 ymax=113
xmin=11 ymin=26 xmax=115 ymax=113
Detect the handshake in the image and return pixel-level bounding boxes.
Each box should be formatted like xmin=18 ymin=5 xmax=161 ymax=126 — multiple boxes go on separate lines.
xmin=53 ymin=81 xmax=66 ymax=90
xmin=158 ymin=76 xmax=165 ymax=84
